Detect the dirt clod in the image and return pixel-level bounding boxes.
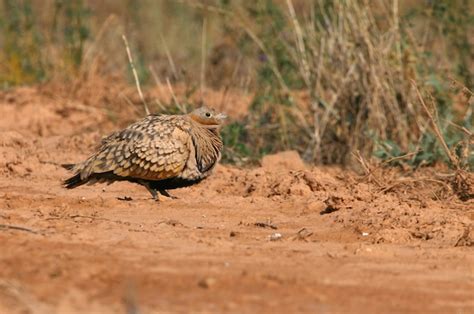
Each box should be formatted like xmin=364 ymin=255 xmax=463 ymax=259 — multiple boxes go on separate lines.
xmin=198 ymin=277 xmax=216 ymax=289
xmin=261 ymin=150 xmax=306 ymax=171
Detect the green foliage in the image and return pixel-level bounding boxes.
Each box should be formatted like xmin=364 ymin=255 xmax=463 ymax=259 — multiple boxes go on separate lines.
xmin=249 ymin=1 xmax=302 ymax=89
xmin=1 ymin=0 xmax=45 ymax=85
xmin=373 ymin=104 xmax=473 ymax=170
xmin=406 ymin=0 xmax=473 ymax=89
xmin=0 ymin=0 xmax=92 ymax=86
xmin=431 ymin=0 xmax=473 ymax=89
xmin=217 ymin=1 xmax=311 ymax=158
xmin=54 ymin=0 xmax=91 ymax=69
xmin=221 ymin=121 xmax=252 ymax=164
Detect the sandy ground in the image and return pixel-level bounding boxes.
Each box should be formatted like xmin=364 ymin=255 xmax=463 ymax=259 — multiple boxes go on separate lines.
xmin=0 ymin=86 xmax=473 ymax=313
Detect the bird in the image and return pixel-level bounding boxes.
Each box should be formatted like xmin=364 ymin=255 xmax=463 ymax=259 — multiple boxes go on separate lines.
xmin=62 ymin=106 xmax=226 ymax=201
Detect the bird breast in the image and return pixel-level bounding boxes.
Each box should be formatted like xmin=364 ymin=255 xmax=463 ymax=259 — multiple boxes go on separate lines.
xmin=179 ymin=125 xmax=223 ymax=181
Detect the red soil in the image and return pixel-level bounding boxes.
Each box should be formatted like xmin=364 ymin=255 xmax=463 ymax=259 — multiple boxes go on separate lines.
xmin=0 ymin=86 xmax=472 ymax=313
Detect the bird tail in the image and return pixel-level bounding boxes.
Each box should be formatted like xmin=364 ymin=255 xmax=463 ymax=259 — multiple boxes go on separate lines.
xmin=61 ymin=163 xmax=76 ymax=171
xmin=62 ymin=163 xmax=86 ymax=188
xmin=63 ymin=173 xmax=86 ymax=189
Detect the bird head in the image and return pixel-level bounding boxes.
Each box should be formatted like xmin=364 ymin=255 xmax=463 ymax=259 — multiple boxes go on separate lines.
xmin=189 ymin=106 xmax=227 ymax=128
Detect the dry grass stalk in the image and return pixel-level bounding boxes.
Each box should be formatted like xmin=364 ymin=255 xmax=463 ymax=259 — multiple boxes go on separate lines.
xmin=200 ymin=17 xmax=207 ymax=100
xmin=159 ymin=33 xmax=179 ymax=80
xmin=411 ymin=80 xmax=472 ymax=201
xmin=352 ymin=151 xmax=383 ymax=187
xmin=0 ymin=224 xmax=38 ymax=234
xmin=380 ymin=178 xmax=451 ymax=194
xmin=412 ymin=80 xmax=459 ymax=168
xmin=286 ymin=0 xmax=310 ymax=86
xmin=181 ymin=0 xmax=291 ymax=95
xmin=80 ymin=14 xmax=118 ymax=74
xmin=165 ymin=77 xmax=185 ymax=113
xmin=351 ymin=150 xmax=457 ymax=200
xmin=122 ymin=34 xmax=149 ymax=116
xmin=148 ymin=65 xmax=166 ymax=112
xmin=260 ymin=0 xmax=418 ymax=163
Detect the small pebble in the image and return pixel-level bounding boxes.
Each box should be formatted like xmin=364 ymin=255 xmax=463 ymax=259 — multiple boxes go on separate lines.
xmin=269 ymin=233 xmax=282 ymax=241
xmin=198 ymin=277 xmax=216 ymax=289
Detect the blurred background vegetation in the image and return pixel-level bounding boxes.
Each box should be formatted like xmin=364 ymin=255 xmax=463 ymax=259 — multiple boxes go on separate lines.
xmin=0 ymin=0 xmax=472 ymax=169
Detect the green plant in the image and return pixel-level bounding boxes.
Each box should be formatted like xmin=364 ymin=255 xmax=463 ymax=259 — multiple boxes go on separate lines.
xmin=55 ymin=0 xmax=91 ymax=70
xmin=0 ymin=0 xmax=92 ymax=85
xmin=400 ymin=1 xmax=473 ymax=88
xmin=221 ymin=121 xmax=252 ymax=164
xmin=0 ymin=0 xmax=45 ymax=85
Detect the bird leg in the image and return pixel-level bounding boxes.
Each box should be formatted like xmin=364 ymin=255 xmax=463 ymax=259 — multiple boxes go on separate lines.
xmin=138 ymin=180 xmax=159 ymax=201
xmin=159 ymin=189 xmax=178 ymax=199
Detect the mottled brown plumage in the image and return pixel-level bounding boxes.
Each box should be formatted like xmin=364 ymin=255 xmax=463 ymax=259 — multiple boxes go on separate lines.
xmin=63 ymin=106 xmax=226 ymax=200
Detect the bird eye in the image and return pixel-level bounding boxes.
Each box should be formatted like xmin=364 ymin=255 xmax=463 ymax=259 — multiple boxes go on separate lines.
xmin=205 ymin=112 xmax=212 ymax=117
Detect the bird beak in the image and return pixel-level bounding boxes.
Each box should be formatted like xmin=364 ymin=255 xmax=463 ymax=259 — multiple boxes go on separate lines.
xmin=215 ymin=113 xmax=228 ymax=121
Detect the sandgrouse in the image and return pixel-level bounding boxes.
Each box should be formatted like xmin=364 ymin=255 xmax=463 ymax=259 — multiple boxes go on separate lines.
xmin=63 ymin=106 xmax=226 ymax=200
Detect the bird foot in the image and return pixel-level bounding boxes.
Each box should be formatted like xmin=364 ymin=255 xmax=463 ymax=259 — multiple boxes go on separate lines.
xmin=138 ymin=180 xmax=160 ymax=201
xmin=159 ymin=190 xmax=178 ymax=199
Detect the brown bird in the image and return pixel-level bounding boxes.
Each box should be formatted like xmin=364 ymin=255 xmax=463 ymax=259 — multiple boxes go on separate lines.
xmin=63 ymin=106 xmax=226 ymax=200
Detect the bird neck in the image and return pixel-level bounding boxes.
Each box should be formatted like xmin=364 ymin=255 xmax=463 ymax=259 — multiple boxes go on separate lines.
xmin=191 ymin=124 xmax=223 ymax=173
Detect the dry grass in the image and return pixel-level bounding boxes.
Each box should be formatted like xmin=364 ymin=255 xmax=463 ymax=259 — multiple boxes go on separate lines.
xmin=122 ymin=34 xmax=149 ymax=116
xmin=218 ymin=1 xmax=423 ymax=162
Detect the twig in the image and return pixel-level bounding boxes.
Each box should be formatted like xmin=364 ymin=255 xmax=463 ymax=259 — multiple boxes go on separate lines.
xmin=351 ymin=151 xmax=383 ymax=187
xmin=444 ymin=119 xmax=473 ymax=136
xmin=380 ymin=177 xmax=452 ymax=194
xmin=382 ymin=151 xmax=420 ymax=165
xmin=292 ymin=227 xmax=313 ymax=241
xmin=411 ymin=80 xmax=458 ymax=168
xmin=122 ymin=34 xmax=150 ymax=116
xmin=254 ymin=221 xmax=278 ymax=230
xmin=351 ymin=150 xmax=423 ymax=194
xmin=0 ymin=224 xmax=38 ymax=234
xmin=200 ymin=17 xmax=207 ymax=100
xmin=286 ymin=0 xmax=310 ymax=87
xmin=449 ymin=75 xmax=474 ymax=96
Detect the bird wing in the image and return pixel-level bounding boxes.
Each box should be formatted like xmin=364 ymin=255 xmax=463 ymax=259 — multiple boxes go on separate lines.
xmin=80 ymin=125 xmax=191 ymax=181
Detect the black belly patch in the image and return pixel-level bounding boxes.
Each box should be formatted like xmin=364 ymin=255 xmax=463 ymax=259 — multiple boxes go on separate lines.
xmin=148 ymin=177 xmax=204 ymax=190
xmin=64 ymin=170 xmax=204 ymax=191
